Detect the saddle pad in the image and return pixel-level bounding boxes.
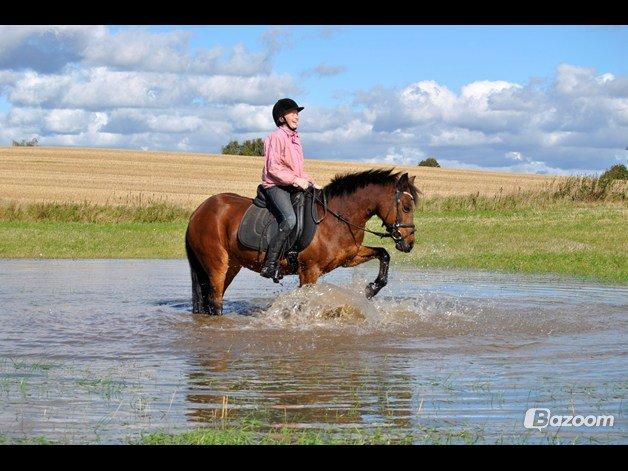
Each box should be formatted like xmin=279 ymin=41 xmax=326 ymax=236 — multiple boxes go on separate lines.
xmin=237 ymin=204 xmax=275 ymax=251
xmin=237 ymin=191 xmax=318 ymax=253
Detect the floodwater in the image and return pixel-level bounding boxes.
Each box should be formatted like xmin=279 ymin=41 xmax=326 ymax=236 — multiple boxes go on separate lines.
xmin=0 ymin=259 xmax=626 ymax=444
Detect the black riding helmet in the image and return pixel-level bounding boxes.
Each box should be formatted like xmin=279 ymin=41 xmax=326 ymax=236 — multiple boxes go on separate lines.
xmin=272 ymin=98 xmax=304 ymax=127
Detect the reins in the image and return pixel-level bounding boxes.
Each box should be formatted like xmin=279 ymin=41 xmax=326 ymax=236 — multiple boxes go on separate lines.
xmin=308 ymin=186 xmax=415 ymax=242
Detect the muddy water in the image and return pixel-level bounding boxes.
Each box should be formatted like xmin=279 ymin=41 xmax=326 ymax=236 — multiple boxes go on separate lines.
xmin=0 ymin=259 xmax=625 ymax=444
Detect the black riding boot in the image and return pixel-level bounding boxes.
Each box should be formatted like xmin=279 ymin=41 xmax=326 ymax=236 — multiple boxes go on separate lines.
xmin=260 ymin=228 xmax=291 ymax=282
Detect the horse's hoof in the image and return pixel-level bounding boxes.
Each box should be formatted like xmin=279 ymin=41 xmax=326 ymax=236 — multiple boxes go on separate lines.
xmin=365 ymin=282 xmax=378 ymax=299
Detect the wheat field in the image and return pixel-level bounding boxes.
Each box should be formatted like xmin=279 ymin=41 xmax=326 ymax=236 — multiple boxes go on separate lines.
xmin=0 ymin=146 xmax=560 ymax=209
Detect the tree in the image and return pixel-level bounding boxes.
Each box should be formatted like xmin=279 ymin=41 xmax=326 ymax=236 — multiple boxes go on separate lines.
xmin=11 ymin=137 xmax=39 ymax=147
xmin=240 ymin=138 xmax=264 ymax=156
xmin=221 ymin=140 xmax=241 ymax=155
xmin=418 ymin=157 xmax=440 ymax=168
xmin=221 ymin=138 xmax=264 ymax=157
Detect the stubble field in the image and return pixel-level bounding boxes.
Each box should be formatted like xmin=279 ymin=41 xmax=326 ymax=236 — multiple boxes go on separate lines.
xmin=0 ymin=146 xmax=558 ymax=207
xmin=0 ymin=146 xmax=625 ymax=282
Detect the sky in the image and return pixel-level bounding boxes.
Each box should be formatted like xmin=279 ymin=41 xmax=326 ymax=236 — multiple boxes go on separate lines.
xmin=0 ymin=25 xmax=626 ymax=174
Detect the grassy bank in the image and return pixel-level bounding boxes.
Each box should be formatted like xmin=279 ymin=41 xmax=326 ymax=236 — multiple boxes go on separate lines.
xmin=0 ymin=194 xmax=626 ymax=283
xmin=367 ymin=204 xmax=627 ymax=283
xmin=0 ymin=426 xmax=588 ymax=445
xmin=137 ymin=425 xmax=416 ymax=445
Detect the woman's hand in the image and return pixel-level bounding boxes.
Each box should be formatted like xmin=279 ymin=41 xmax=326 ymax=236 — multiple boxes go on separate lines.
xmin=312 ymin=183 xmax=322 ymax=189
xmin=293 ymin=177 xmax=310 ymax=190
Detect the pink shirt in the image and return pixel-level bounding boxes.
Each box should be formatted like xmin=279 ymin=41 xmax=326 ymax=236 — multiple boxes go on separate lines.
xmin=261 ymin=125 xmax=314 ymax=189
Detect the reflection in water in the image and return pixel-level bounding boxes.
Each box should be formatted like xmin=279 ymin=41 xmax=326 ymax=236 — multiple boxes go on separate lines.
xmin=0 ymin=259 xmax=626 ymax=444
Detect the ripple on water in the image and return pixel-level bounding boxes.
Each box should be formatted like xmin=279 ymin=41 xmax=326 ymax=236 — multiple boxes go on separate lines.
xmin=0 ymin=260 xmax=625 ymax=444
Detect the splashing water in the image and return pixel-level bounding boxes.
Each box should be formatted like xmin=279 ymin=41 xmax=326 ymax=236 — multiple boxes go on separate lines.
xmin=0 ymin=260 xmax=625 ymax=444
xmin=249 ymin=273 xmax=622 ymax=338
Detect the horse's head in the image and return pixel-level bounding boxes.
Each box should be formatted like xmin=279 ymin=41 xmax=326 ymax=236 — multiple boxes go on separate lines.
xmin=380 ymin=172 xmax=419 ymax=253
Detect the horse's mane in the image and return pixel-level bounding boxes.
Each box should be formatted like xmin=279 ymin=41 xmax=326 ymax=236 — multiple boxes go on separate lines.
xmin=323 ymin=168 xmax=419 ymax=200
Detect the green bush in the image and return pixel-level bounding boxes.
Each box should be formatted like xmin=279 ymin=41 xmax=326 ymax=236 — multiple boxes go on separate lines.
xmin=600 ymin=164 xmax=628 ymax=182
xmin=418 ymin=157 xmax=440 ymax=168
xmin=221 ymin=138 xmax=264 ymax=156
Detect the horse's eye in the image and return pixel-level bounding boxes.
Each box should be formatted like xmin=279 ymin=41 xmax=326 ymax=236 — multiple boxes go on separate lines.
xmin=403 ymin=205 xmax=411 ymax=213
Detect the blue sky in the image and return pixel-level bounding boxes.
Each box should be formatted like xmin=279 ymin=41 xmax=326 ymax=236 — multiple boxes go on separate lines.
xmin=1 ymin=25 xmax=626 ymax=174
xmin=145 ymin=25 xmax=628 ymax=106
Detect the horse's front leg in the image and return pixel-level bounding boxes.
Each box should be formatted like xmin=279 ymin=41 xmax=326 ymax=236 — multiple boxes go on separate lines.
xmin=343 ymin=246 xmax=390 ymax=299
xmin=298 ymin=265 xmax=322 ymax=286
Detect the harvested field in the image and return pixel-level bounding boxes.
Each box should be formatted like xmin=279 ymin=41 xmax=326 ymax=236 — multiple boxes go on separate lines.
xmin=1 ymin=146 xmax=560 ymax=208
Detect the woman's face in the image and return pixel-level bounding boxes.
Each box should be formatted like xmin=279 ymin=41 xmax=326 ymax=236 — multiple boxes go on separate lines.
xmin=281 ymin=110 xmax=300 ymax=130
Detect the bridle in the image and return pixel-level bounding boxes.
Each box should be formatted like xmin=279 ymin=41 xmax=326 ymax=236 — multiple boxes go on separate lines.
xmin=380 ymin=188 xmax=416 ymax=243
xmin=309 ymin=186 xmax=416 ymax=243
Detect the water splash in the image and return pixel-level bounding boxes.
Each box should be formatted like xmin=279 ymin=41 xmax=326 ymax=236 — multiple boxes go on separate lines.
xmin=256 ymin=282 xmax=378 ymax=328
xmin=249 ymin=277 xmax=622 ymax=338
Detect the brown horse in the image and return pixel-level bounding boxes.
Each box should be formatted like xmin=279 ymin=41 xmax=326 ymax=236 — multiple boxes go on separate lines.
xmin=185 ymin=168 xmax=419 ymax=315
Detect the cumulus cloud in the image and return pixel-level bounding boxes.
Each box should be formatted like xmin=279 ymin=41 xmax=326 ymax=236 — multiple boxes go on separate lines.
xmin=4 ymin=66 xmax=296 ymax=111
xmin=0 ymin=26 xmax=102 ymax=73
xmin=0 ymin=25 xmax=277 ymax=77
xmin=343 ymin=63 xmax=627 ymax=173
xmin=0 ymin=26 xmax=626 ymax=175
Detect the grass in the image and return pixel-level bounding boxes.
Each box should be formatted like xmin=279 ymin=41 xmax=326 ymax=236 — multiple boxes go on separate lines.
xmin=0 ymin=220 xmax=185 ymax=258
xmin=1 ymin=198 xmax=625 ymax=282
xmin=134 ymin=420 xmax=593 ymax=445
xmin=367 ymin=203 xmax=627 ymax=283
xmin=0 ymin=161 xmax=625 ymax=281
xmin=138 ymin=425 xmax=415 ymax=445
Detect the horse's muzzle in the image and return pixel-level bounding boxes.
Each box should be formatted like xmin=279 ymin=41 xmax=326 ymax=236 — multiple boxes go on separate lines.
xmin=395 ymin=240 xmax=414 ymax=253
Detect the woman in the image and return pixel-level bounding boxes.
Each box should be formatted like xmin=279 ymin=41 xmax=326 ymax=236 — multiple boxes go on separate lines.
xmin=260 ymin=98 xmax=321 ymax=280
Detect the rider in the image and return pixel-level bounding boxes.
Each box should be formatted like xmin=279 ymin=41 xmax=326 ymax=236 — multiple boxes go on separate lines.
xmin=260 ymin=98 xmax=321 ymax=280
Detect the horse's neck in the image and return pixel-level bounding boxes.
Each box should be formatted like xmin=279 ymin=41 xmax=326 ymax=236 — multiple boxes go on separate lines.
xmin=328 ymin=184 xmax=392 ymax=226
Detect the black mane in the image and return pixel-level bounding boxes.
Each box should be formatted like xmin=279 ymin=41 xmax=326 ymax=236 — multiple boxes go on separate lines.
xmin=323 ymin=168 xmax=419 ymax=200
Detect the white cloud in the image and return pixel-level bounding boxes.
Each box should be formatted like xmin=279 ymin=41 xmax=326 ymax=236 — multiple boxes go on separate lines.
xmin=6 ymin=67 xmax=296 ymax=110
xmin=0 ymin=26 xmax=102 ymax=73
xmin=0 ymin=27 xmax=626 ymax=175
xmin=302 ymin=63 xmax=346 ymax=78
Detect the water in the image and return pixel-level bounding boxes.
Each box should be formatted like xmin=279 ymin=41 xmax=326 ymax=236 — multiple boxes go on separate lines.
xmin=0 ymin=259 xmax=626 ymax=444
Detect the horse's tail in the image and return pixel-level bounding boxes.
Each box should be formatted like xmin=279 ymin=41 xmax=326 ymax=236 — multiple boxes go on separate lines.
xmin=185 ymin=229 xmax=208 ymax=314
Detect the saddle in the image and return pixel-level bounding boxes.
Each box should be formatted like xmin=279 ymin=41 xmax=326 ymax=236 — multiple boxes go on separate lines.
xmin=237 ymin=185 xmax=320 ymax=270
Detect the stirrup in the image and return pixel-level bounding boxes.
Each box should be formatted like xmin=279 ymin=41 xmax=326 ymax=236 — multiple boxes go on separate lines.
xmin=260 ymin=261 xmax=276 ymax=278
xmin=271 ymin=266 xmax=284 ymax=283
xmin=260 ymin=263 xmax=283 ymax=283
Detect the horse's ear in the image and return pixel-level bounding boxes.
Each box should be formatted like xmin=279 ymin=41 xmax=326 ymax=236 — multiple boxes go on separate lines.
xmin=410 ymin=175 xmax=416 ymax=185
xmin=397 ymin=172 xmax=409 ymax=187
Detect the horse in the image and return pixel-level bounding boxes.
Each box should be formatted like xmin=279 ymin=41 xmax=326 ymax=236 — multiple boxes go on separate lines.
xmin=185 ymin=168 xmax=419 ymax=315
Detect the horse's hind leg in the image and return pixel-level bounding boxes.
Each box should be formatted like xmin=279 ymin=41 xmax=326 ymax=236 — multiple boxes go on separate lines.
xmin=221 ymin=263 xmax=242 ymax=301
xmin=191 ymin=266 xmax=212 ymax=314
xmin=186 ymin=236 xmax=212 ymax=314
xmin=200 ymin=261 xmax=241 ymax=316
xmin=200 ymin=248 xmax=240 ymax=316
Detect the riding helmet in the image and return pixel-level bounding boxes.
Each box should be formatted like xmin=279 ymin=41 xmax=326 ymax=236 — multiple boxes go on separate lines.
xmin=272 ymin=98 xmax=304 ymax=127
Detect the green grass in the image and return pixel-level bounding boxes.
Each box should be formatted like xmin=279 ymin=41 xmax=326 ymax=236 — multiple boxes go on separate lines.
xmin=366 ymin=203 xmax=627 ymax=283
xmin=134 ymin=421 xmax=582 ymax=445
xmin=0 ymin=199 xmax=626 ymax=282
xmin=138 ymin=426 xmax=415 ymax=445
xmin=0 ymin=220 xmax=186 ymax=258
